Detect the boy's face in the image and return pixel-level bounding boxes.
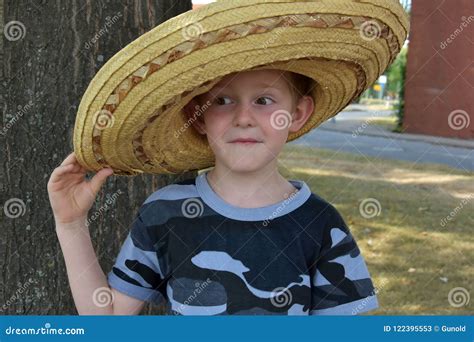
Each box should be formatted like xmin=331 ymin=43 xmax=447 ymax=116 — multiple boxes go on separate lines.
xmin=185 ymin=69 xmax=314 ymax=173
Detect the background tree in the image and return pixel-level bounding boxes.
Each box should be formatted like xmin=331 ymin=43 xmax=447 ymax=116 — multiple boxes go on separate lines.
xmin=1 ymin=0 xmax=192 ymax=315
xmin=388 ymin=47 xmax=408 ymax=132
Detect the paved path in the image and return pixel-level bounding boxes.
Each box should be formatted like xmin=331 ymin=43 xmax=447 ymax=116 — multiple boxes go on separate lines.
xmin=289 ymin=106 xmax=474 ymax=172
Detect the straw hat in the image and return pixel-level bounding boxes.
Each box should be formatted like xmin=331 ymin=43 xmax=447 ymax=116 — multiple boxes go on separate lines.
xmin=73 ymin=0 xmax=409 ymax=176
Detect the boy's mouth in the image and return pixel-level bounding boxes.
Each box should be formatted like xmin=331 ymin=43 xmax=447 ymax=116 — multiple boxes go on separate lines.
xmin=228 ymin=137 xmax=261 ymax=144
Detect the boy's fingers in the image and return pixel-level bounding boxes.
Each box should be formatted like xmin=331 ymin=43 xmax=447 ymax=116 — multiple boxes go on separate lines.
xmin=59 ymin=152 xmax=77 ymax=166
xmin=88 ymin=168 xmax=114 ymax=194
xmin=48 ymin=166 xmax=75 ymax=188
xmin=50 ymin=161 xmax=88 ymax=182
xmin=50 ymin=164 xmax=74 ymax=180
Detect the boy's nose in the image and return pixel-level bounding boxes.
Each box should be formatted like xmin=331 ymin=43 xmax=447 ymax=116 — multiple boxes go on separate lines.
xmin=232 ymin=104 xmax=256 ymax=127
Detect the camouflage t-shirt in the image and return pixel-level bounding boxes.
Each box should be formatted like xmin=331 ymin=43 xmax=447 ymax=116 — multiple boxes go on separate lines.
xmin=107 ymin=170 xmax=379 ymax=315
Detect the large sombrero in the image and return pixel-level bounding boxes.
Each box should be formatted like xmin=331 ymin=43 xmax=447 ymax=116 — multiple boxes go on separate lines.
xmin=73 ymin=0 xmax=409 ymax=176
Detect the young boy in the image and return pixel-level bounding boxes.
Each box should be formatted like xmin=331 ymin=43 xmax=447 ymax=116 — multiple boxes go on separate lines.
xmin=51 ymin=0 xmax=410 ymax=316
xmin=48 ymin=68 xmax=379 ymax=315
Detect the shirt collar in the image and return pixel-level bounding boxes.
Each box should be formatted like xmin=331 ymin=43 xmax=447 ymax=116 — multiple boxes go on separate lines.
xmin=195 ymin=170 xmax=311 ymax=221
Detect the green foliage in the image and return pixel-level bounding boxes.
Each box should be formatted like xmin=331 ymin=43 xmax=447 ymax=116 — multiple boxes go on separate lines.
xmin=385 ymin=47 xmax=408 ymax=132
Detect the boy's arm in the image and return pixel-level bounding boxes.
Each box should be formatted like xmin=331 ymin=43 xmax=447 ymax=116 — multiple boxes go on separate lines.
xmin=56 ymin=218 xmax=145 ymax=315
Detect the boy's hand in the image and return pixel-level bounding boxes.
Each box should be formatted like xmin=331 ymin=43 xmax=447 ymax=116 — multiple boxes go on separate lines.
xmin=47 ymin=152 xmax=114 ymax=225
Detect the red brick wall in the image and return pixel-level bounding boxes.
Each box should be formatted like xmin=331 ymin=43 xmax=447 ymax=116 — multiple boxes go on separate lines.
xmin=403 ymin=0 xmax=473 ymax=139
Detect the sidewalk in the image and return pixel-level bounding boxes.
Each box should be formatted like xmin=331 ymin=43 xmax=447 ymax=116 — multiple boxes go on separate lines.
xmin=291 ymin=105 xmax=474 ymax=171
xmin=320 ymin=106 xmax=474 ymax=149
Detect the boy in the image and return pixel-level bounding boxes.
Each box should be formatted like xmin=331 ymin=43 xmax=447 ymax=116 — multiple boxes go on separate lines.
xmin=51 ymin=0 xmax=409 ymax=316
xmin=48 ymin=68 xmax=379 ymax=315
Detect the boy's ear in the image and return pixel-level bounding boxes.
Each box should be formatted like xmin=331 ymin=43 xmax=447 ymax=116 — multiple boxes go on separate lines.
xmin=183 ymin=98 xmax=207 ymax=135
xmin=289 ymin=95 xmax=314 ymax=133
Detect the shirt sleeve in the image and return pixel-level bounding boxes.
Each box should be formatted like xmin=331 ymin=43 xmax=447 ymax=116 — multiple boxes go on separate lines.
xmin=107 ymin=204 xmax=169 ymax=305
xmin=309 ymin=205 xmax=379 ymax=315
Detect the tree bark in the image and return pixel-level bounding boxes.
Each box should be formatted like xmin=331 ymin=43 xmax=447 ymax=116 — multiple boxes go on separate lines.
xmin=1 ymin=0 xmax=193 ymax=315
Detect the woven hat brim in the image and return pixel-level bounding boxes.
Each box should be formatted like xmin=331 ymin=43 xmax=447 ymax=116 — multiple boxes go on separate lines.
xmin=73 ymin=0 xmax=409 ymax=176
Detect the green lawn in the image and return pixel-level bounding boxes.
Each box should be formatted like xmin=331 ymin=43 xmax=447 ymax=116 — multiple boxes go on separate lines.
xmin=368 ymin=116 xmax=398 ymax=132
xmin=279 ymin=145 xmax=473 ymax=315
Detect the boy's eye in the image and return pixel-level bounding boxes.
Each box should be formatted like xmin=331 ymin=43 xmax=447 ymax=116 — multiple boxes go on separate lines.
xmin=255 ymin=97 xmax=274 ymax=105
xmin=211 ymin=96 xmax=274 ymax=106
xmin=214 ymin=96 xmax=232 ymax=105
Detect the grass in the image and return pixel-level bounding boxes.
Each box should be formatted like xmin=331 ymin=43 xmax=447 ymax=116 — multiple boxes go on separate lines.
xmin=367 ymin=116 xmax=398 ymax=131
xmin=278 ymin=145 xmax=473 ymax=315
xmin=357 ymin=98 xmax=399 ymax=112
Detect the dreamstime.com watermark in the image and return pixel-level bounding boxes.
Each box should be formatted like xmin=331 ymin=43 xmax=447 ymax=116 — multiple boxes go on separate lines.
xmin=262 ymin=189 xmax=299 ymax=227
xmin=92 ymin=287 xmax=114 ymax=308
xmin=85 ymin=189 xmax=123 ymax=227
xmin=440 ymin=194 xmax=473 ymax=227
xmin=182 ymin=22 xmax=204 ymax=41
xmin=84 ymin=12 xmax=123 ymax=50
xmin=3 ymin=197 xmax=27 ymax=218
xmin=3 ymin=20 xmax=26 ymax=41
xmin=448 ymin=109 xmax=470 ymax=131
xmin=261 ymin=14 xmax=299 ymax=49
xmin=173 ymin=278 xmax=213 ymax=314
xmin=440 ymin=16 xmax=474 ymax=50
xmin=270 ymin=109 xmax=293 ymax=131
xmin=359 ymin=198 xmax=382 ymax=219
xmin=4 ymin=323 xmax=85 ymax=336
xmin=181 ymin=198 xmax=204 ymax=218
xmin=174 ymin=100 xmax=212 ymax=139
xmin=359 ymin=20 xmax=382 ymax=41
xmin=270 ymin=287 xmax=293 ymax=308
xmin=1 ymin=100 xmax=34 ymax=136
xmin=448 ymin=287 xmax=470 ymax=308
xmin=351 ymin=112 xmax=383 ymax=138
xmin=0 ymin=278 xmax=35 ymax=313
xmin=93 ymin=109 xmax=115 ymax=130
xmin=352 ymin=278 xmax=388 ymax=315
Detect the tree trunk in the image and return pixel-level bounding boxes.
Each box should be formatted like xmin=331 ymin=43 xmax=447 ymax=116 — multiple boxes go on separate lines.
xmin=1 ymin=0 xmax=193 ymax=315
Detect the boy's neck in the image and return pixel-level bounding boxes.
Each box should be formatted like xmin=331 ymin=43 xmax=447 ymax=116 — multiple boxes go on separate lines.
xmin=205 ymin=162 xmax=298 ymax=209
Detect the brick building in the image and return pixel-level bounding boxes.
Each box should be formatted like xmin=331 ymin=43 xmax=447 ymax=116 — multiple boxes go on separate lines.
xmin=404 ymin=0 xmax=473 ymax=139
